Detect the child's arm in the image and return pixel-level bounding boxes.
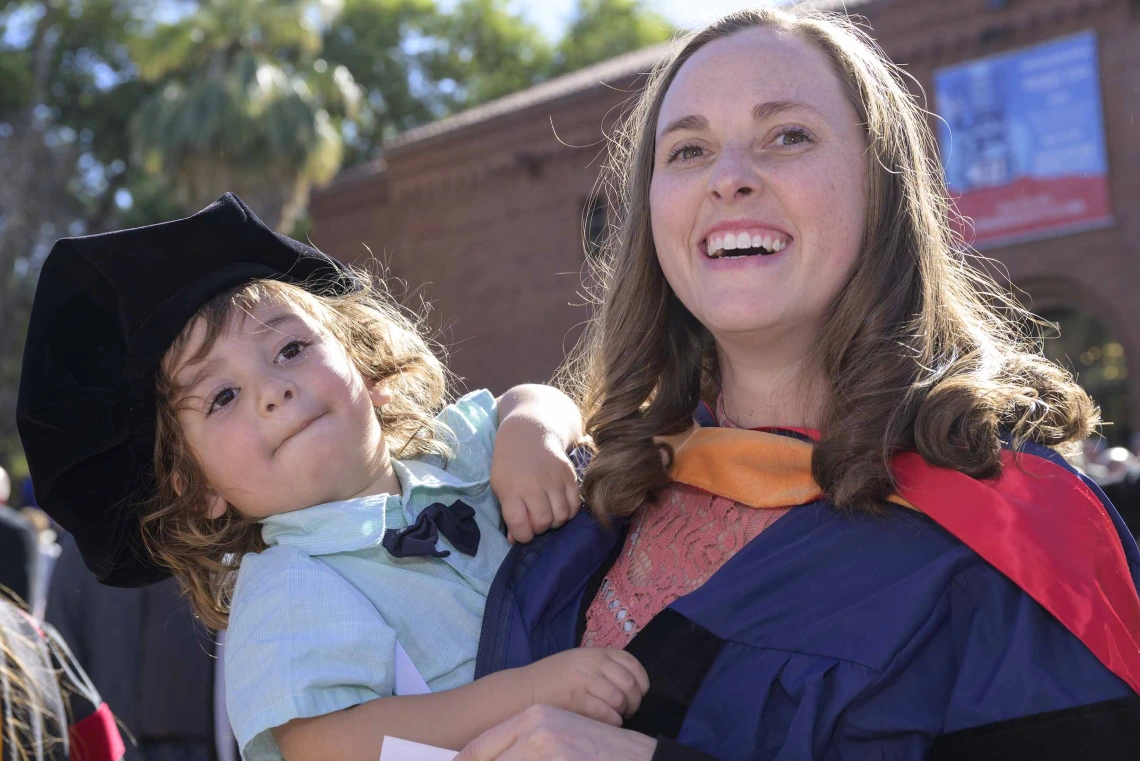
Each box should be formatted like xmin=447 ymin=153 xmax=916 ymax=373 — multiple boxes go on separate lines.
xmin=272 ymin=647 xmax=648 ymax=761
xmin=492 ymin=384 xmax=585 ymax=544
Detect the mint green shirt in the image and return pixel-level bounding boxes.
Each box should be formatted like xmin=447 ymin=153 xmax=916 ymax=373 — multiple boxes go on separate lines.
xmin=224 ymin=390 xmax=510 ymax=761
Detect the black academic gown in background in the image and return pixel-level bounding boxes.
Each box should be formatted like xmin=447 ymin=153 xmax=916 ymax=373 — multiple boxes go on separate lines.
xmin=0 ymin=505 xmax=37 ymax=605
xmin=45 ymin=532 xmax=228 ymax=761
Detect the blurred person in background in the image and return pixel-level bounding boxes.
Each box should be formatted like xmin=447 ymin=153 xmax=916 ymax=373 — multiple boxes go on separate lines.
xmin=0 ymin=594 xmax=125 ymax=761
xmin=0 ymin=465 xmax=39 ymax=613
xmin=16 ymin=486 xmax=62 ymax=621
xmin=46 ymin=530 xmax=236 ymax=761
xmin=1092 ymin=447 xmax=1140 ymax=537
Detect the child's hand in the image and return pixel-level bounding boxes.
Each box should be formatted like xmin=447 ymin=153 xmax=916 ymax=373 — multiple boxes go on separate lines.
xmin=491 ymin=415 xmax=582 ymax=544
xmin=520 ymin=648 xmax=650 ymax=727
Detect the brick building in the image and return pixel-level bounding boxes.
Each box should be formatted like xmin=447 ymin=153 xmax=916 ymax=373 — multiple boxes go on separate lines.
xmin=310 ymin=0 xmax=1140 ymax=443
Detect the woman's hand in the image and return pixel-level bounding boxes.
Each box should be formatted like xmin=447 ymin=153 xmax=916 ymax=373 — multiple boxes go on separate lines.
xmin=455 ymin=705 xmax=658 ymax=761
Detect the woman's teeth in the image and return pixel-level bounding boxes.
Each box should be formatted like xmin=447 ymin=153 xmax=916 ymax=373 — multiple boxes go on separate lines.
xmin=704 ymin=231 xmax=789 ymax=258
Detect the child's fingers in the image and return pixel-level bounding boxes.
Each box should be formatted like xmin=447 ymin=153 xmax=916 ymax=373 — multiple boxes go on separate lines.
xmin=602 ymin=661 xmax=644 ymax=716
xmin=546 ymin=487 xmax=572 ymax=529
xmin=577 ymin=694 xmax=623 ymax=727
xmin=525 ymin=491 xmax=554 ymax=535
xmin=565 ymin=481 xmax=583 ymax=518
xmin=608 ymin=650 xmax=650 ymax=695
xmin=587 ymin=672 xmax=629 ymax=716
xmin=502 ymin=496 xmax=534 ymax=545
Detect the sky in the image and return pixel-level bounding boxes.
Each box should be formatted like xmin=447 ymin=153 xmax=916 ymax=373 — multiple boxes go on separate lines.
xmin=515 ymin=0 xmax=787 ymax=41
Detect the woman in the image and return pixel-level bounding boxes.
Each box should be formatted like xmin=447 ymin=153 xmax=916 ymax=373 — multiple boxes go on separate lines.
xmin=458 ymin=7 xmax=1140 ymax=761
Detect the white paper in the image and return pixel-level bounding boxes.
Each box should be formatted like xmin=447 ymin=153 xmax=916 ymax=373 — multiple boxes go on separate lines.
xmin=379 ymin=737 xmax=458 ymax=761
xmin=394 ymin=641 xmax=431 ymax=696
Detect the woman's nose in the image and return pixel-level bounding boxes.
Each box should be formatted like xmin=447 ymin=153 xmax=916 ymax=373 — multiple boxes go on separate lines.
xmin=708 ymin=151 xmax=760 ymax=201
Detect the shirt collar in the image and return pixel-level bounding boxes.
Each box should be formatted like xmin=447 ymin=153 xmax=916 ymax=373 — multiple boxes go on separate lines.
xmin=259 ymin=456 xmax=485 ymax=555
xmin=260 ymin=493 xmax=401 ymax=555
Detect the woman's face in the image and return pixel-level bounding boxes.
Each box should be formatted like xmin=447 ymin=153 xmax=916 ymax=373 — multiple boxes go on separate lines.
xmin=650 ymin=27 xmax=868 ymax=345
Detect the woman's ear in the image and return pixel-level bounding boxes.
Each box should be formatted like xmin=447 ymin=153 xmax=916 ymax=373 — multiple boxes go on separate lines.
xmin=368 ymin=381 xmax=394 ymax=408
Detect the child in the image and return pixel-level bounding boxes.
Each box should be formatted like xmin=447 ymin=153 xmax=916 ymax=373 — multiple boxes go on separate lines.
xmin=16 ymin=194 xmax=647 ymax=761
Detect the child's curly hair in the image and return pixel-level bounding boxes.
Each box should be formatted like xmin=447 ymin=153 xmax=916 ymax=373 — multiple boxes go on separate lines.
xmin=140 ymin=275 xmax=449 ymax=629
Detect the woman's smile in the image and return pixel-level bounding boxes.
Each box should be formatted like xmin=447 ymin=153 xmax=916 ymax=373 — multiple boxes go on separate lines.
xmin=698 ymin=220 xmax=792 ymax=259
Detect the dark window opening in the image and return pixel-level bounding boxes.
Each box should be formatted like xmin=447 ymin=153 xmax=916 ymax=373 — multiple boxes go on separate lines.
xmin=583 ymin=196 xmax=608 ymax=259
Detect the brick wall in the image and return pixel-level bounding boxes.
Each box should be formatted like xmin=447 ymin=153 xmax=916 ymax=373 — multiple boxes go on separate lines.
xmin=310 ymin=78 xmax=647 ymax=394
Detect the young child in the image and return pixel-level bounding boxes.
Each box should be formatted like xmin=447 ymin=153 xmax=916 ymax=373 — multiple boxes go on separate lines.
xmin=16 ymin=194 xmax=647 ymax=761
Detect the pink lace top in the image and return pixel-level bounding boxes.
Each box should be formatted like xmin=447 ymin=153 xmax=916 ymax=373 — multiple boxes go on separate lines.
xmin=581 ymin=399 xmax=806 ymax=648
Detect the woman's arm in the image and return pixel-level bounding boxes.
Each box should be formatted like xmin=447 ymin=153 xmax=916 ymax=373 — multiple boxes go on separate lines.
xmin=492 ymin=384 xmax=584 ymax=543
xmin=273 ymin=648 xmax=647 ymax=761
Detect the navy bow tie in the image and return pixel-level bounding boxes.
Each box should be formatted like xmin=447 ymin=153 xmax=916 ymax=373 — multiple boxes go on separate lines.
xmin=381 ymin=500 xmax=481 ymax=559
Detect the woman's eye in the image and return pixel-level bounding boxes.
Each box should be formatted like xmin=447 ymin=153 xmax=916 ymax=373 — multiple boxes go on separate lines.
xmin=773 ymin=128 xmax=812 ymax=147
xmin=209 ymin=388 xmax=236 ymax=413
xmin=278 ymin=340 xmax=309 ymax=361
xmin=667 ymin=144 xmax=705 ymax=163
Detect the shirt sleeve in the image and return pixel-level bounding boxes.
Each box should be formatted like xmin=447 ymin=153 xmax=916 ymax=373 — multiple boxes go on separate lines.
xmin=436 ymin=389 xmax=499 ymax=483
xmin=224 ymin=548 xmax=398 ymax=761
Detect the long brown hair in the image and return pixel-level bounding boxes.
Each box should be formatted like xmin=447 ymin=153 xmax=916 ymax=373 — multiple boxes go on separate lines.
xmin=570 ymin=7 xmax=1097 ymax=518
xmin=142 ymin=276 xmax=449 ymax=629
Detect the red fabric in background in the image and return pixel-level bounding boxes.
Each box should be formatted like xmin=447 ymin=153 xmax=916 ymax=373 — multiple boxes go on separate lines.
xmin=69 ymin=703 xmax=125 ymax=761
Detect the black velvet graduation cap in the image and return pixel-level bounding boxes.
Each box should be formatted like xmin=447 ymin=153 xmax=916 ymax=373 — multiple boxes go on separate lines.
xmin=16 ymin=193 xmax=359 ymax=587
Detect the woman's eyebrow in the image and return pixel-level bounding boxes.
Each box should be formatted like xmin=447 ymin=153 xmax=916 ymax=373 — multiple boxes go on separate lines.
xmin=751 ymin=100 xmax=822 ymax=121
xmin=658 ymin=100 xmax=823 ymax=141
xmin=658 ymin=114 xmax=709 ymax=139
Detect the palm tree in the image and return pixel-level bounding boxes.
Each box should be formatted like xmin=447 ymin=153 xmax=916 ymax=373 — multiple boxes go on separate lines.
xmin=130 ymin=0 xmax=360 ymax=232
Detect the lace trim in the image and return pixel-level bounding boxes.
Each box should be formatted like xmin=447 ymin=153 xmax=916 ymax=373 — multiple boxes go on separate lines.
xmin=582 ymin=483 xmax=790 ymax=648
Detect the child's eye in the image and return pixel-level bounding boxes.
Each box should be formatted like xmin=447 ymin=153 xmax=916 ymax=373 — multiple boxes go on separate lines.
xmin=772 ymin=127 xmax=814 ymax=148
xmin=209 ymin=387 xmax=237 ymax=414
xmin=277 ymin=340 xmax=310 ymax=362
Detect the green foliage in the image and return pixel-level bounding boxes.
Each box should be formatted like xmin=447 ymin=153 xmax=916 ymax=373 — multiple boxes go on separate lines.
xmin=320 ymin=0 xmax=444 ymax=158
xmin=320 ymin=0 xmax=674 ymax=160
xmin=129 ymin=0 xmax=361 ymax=231
xmin=0 ymin=0 xmax=153 ymax=472
xmin=552 ymin=0 xmax=673 ymax=76
xmin=428 ymin=0 xmax=552 ymax=107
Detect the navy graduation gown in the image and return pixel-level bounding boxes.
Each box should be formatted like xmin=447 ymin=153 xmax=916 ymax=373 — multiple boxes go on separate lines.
xmin=475 ymin=440 xmax=1140 ymax=760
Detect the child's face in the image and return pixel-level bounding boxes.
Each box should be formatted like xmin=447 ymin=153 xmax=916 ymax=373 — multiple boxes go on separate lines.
xmin=169 ymin=299 xmax=394 ymax=519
